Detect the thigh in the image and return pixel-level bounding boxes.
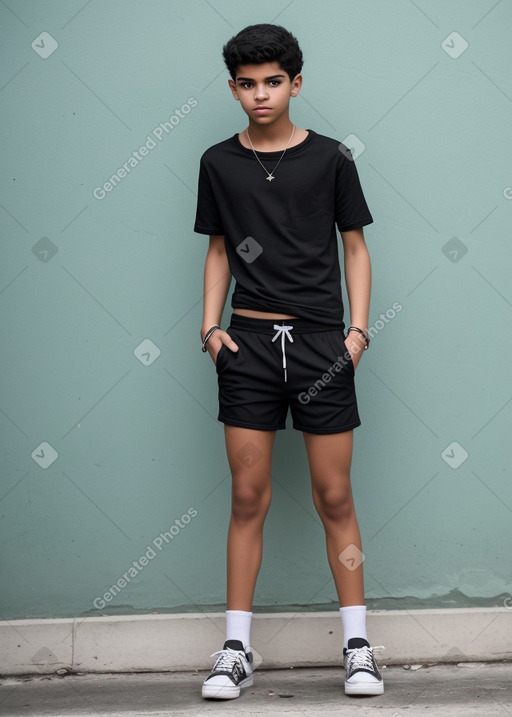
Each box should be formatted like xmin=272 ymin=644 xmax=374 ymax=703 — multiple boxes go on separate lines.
xmin=224 ymin=425 xmax=276 ymax=490
xmin=303 ymin=431 xmax=354 ymax=491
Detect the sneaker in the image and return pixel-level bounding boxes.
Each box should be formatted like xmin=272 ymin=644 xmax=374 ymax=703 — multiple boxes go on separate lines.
xmin=201 ymin=639 xmax=254 ymax=699
xmin=343 ymin=637 xmax=384 ymax=696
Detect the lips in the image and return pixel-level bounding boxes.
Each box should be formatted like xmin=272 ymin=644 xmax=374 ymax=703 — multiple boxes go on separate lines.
xmin=254 ymin=107 xmax=271 ymax=112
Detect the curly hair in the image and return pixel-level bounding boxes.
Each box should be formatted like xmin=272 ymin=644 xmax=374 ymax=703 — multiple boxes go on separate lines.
xmin=222 ymin=24 xmax=303 ymax=81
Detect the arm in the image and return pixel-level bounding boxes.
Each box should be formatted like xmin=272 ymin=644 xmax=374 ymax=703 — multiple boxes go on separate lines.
xmin=341 ymin=228 xmax=371 ymax=370
xmin=201 ymin=235 xmax=239 ymax=363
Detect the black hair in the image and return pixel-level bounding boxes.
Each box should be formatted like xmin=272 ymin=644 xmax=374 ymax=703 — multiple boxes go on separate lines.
xmin=222 ymin=24 xmax=303 ymax=82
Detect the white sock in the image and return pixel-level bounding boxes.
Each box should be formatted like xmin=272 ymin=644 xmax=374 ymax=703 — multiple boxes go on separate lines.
xmin=339 ymin=605 xmax=368 ymax=649
xmin=225 ymin=610 xmax=252 ymax=650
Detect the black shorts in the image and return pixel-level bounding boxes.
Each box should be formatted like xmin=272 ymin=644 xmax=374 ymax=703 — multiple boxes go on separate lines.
xmin=215 ymin=314 xmax=360 ymax=434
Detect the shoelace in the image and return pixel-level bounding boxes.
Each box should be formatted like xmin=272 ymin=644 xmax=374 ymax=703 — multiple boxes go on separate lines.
xmin=210 ymin=647 xmax=243 ymax=672
xmin=272 ymin=324 xmax=294 ymax=382
xmin=346 ymin=645 xmax=385 ymax=672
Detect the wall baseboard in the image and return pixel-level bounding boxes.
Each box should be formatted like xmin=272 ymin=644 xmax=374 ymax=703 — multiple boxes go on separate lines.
xmin=1 ymin=608 xmax=510 ymax=675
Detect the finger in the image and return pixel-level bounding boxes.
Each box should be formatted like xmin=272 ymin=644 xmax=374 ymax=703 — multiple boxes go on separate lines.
xmin=225 ymin=339 xmax=239 ymax=352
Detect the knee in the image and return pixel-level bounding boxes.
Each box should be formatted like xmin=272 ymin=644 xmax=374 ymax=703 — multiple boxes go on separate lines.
xmin=314 ymin=483 xmax=354 ymax=523
xmin=231 ymin=483 xmax=270 ymax=522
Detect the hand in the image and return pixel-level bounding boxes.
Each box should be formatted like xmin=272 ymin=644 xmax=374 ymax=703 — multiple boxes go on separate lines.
xmin=344 ymin=331 xmax=367 ymax=371
xmin=206 ymin=329 xmax=239 ymax=365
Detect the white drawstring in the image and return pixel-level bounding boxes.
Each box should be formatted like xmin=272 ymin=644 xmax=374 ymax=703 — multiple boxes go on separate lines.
xmin=272 ymin=324 xmax=294 ymax=382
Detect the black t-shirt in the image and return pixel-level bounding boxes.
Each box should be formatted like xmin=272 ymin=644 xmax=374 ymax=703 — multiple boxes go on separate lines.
xmin=194 ymin=129 xmax=373 ymax=326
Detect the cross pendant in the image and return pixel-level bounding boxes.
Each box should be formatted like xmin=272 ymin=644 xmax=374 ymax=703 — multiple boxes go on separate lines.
xmin=266 ymin=175 xmax=275 ymax=182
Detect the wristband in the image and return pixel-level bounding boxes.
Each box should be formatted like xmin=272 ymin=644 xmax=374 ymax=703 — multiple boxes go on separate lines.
xmin=347 ymin=326 xmax=370 ymax=349
xmin=201 ymin=324 xmax=221 ymax=352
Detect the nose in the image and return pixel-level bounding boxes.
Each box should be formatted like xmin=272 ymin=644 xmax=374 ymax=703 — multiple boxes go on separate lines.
xmin=254 ymin=83 xmax=269 ymax=101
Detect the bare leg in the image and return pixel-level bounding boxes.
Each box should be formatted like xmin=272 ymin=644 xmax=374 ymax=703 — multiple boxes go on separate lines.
xmin=224 ymin=426 xmax=275 ymax=611
xmin=303 ymin=430 xmax=364 ymax=606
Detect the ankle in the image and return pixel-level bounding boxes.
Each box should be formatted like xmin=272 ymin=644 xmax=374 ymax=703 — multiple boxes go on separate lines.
xmin=339 ymin=605 xmax=368 ymax=650
xmin=226 ymin=609 xmax=252 ymax=649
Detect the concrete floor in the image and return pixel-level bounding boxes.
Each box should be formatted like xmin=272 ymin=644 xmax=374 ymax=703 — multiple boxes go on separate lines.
xmin=1 ymin=663 xmax=511 ymax=716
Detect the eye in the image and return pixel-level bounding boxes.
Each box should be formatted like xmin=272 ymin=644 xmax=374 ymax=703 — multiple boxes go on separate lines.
xmin=269 ymin=80 xmax=281 ymax=87
xmin=239 ymin=82 xmax=253 ymax=89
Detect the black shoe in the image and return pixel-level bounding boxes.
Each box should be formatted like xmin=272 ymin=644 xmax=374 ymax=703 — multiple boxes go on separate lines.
xmin=343 ymin=637 xmax=384 ymax=695
xmin=202 ymin=639 xmax=254 ymax=699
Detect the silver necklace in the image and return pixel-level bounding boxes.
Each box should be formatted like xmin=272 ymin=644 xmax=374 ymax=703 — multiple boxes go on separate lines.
xmin=246 ymin=124 xmax=296 ymax=181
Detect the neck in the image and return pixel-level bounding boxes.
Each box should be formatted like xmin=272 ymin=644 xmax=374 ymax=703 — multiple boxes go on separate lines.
xmin=246 ymin=116 xmax=295 ymax=149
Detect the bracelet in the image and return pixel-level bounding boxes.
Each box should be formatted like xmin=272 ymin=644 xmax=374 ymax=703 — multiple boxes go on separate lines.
xmin=347 ymin=326 xmax=370 ymax=349
xmin=201 ymin=324 xmax=221 ymax=352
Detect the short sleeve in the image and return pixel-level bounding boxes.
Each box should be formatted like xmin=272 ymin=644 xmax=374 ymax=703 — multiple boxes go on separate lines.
xmin=335 ymin=147 xmax=373 ymax=232
xmin=194 ymin=156 xmax=224 ymax=235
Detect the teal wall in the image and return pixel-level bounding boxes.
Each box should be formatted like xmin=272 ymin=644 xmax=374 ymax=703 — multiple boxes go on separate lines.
xmin=1 ymin=0 xmax=511 ymax=620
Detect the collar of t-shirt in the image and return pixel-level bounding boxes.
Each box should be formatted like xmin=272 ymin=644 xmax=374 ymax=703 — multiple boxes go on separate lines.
xmin=233 ymin=129 xmax=316 ymax=157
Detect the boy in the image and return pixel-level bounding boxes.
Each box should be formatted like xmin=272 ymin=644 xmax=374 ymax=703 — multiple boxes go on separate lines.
xmin=194 ymin=24 xmax=383 ymax=699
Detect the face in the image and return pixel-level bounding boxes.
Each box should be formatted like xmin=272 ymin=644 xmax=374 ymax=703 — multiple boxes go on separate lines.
xmin=228 ymin=61 xmax=302 ymax=125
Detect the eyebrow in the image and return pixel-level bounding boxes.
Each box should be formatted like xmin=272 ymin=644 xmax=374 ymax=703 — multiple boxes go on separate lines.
xmin=236 ymin=74 xmax=286 ymax=82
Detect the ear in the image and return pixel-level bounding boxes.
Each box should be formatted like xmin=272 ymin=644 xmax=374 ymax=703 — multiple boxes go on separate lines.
xmin=228 ymin=79 xmax=239 ymax=101
xmin=289 ymin=73 xmax=303 ymax=97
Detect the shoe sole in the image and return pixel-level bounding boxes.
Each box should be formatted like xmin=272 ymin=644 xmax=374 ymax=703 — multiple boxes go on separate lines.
xmin=345 ymin=679 xmax=384 ymax=696
xmin=202 ymin=675 xmax=254 ymax=700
